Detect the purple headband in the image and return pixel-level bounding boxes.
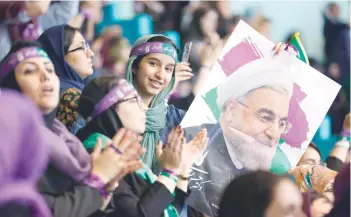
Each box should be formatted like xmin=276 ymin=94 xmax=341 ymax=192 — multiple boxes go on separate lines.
xmin=0 ymin=47 xmax=50 ymax=80
xmin=91 ymin=79 xmax=139 ymax=118
xmin=129 ymin=42 xmax=178 ymax=61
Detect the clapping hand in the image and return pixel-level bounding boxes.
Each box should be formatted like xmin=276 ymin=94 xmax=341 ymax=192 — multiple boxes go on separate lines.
xmin=181 ymin=129 xmax=209 ymax=169
xmin=91 ymin=129 xmax=145 ymax=191
xmin=156 ymin=126 xmax=184 ymax=174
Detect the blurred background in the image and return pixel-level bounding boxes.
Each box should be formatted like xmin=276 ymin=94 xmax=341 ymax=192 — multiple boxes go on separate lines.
xmin=1 ymin=0 xmax=350 ymax=159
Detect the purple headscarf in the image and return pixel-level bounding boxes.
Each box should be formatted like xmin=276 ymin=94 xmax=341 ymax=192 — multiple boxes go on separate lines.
xmin=0 ymin=89 xmax=51 ymax=217
xmin=0 ymin=41 xmax=92 ymax=182
xmin=44 ymin=119 xmax=92 ymax=181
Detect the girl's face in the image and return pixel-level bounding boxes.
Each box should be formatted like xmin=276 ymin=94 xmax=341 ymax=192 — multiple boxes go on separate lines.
xmin=14 ymin=56 xmax=60 ymax=114
xmin=115 ymin=92 xmax=147 ymax=134
xmin=65 ymin=31 xmax=95 ymax=79
xmin=265 ymin=179 xmax=306 ymax=217
xmin=134 ymin=53 xmax=175 ymax=100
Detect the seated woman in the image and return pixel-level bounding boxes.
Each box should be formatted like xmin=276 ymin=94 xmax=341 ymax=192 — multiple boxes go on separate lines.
xmin=76 ymin=75 xmax=208 ymax=217
xmin=0 ymin=40 xmax=144 ymax=217
xmin=0 ymin=90 xmax=51 ymax=217
xmin=37 ymin=24 xmax=95 ymax=133
xmin=218 ymin=171 xmax=306 ymax=217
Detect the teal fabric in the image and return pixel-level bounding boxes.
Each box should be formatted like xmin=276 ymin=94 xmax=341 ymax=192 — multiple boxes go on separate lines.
xmin=270 ymin=144 xmax=292 ymax=175
xmin=141 ymin=102 xmax=167 ymax=168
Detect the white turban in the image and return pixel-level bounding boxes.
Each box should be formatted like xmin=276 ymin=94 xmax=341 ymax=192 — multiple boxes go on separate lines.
xmin=217 ymin=57 xmax=294 ymax=110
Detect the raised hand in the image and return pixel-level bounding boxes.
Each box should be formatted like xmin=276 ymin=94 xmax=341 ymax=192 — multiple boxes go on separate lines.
xmin=90 ymin=129 xmax=144 ymax=184
xmin=272 ymin=42 xmax=298 ymax=57
xmin=200 ymin=35 xmax=223 ymax=69
xmin=174 ymin=62 xmax=193 ymax=85
xmin=25 ymin=1 xmax=51 ymax=18
xmin=156 ymin=126 xmax=184 ymax=174
xmin=105 ymin=136 xmax=145 ymax=191
xmin=181 ymin=128 xmax=209 ymax=169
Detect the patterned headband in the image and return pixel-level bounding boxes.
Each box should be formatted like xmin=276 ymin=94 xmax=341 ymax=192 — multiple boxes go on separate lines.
xmin=91 ymin=79 xmax=139 ymax=118
xmin=0 ymin=47 xmax=50 ymax=80
xmin=129 ymin=42 xmax=178 ymax=62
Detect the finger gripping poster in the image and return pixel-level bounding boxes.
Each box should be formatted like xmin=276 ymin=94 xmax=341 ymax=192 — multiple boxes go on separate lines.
xmin=181 ymin=20 xmax=341 ymax=217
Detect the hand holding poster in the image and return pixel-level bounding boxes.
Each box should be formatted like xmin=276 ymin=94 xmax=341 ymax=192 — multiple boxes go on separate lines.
xmin=181 ymin=20 xmax=341 ymax=216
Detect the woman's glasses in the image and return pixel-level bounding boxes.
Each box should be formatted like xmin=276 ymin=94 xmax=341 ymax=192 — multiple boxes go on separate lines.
xmin=67 ymin=42 xmax=91 ymax=55
xmin=117 ymin=96 xmax=144 ymax=109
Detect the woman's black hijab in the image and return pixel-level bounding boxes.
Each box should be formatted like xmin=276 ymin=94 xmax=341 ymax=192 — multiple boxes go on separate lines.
xmin=76 ymin=77 xmax=123 ymax=143
xmin=37 ymin=24 xmax=85 ymax=92
xmin=0 ymin=40 xmax=57 ymax=128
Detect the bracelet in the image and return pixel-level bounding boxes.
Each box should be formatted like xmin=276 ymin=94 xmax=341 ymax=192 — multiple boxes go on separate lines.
xmin=99 ymin=188 xmax=110 ymax=200
xmin=179 ymin=174 xmax=189 ymax=181
xmin=109 ymin=144 xmax=123 ymax=155
xmin=84 ymin=173 xmax=110 ymax=199
xmin=160 ymin=171 xmax=178 ymax=183
xmin=162 ymin=169 xmax=179 ymax=177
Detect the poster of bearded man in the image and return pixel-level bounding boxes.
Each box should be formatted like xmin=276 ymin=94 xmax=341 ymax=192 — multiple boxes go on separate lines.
xmin=181 ymin=20 xmax=341 ymax=217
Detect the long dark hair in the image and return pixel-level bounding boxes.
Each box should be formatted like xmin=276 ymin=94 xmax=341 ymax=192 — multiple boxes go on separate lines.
xmin=218 ymin=171 xmax=283 ymax=217
xmin=191 ymin=7 xmax=217 ymax=38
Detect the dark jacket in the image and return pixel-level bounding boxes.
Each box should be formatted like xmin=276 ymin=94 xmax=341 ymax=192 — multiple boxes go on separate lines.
xmin=169 ymin=92 xmax=195 ymax=112
xmin=184 ymin=123 xmax=248 ymax=217
xmin=160 ymin=104 xmax=186 ymax=143
xmin=323 ymin=14 xmax=350 ymax=77
xmin=109 ymin=173 xmax=189 ymax=217
xmin=38 ymin=164 xmax=102 ymax=217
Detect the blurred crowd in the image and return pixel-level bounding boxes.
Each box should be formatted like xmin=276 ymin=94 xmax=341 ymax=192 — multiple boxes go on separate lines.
xmin=0 ymin=1 xmax=349 ymax=217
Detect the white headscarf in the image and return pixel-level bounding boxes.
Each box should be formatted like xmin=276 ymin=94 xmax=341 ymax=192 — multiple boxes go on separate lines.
xmin=217 ymin=57 xmax=294 ymax=110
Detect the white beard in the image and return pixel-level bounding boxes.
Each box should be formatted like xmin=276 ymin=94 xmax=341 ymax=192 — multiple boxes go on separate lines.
xmin=224 ymin=126 xmax=276 ymax=171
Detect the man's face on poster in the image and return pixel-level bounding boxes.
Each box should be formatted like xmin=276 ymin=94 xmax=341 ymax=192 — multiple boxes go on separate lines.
xmin=221 ymin=86 xmax=291 ymax=169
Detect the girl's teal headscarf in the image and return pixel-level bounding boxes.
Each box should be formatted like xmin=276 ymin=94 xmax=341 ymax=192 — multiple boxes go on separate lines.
xmin=125 ymin=34 xmax=179 ymax=169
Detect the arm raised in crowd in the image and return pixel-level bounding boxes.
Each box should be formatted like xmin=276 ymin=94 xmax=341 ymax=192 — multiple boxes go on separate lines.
xmin=40 ymin=129 xmax=144 ymax=217
xmin=110 ymin=127 xmax=208 ymax=217
xmin=38 ymin=0 xmax=79 ymax=30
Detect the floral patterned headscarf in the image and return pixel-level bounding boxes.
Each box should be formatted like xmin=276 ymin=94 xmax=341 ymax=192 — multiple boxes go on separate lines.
xmin=288 ymin=165 xmax=338 ymax=193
